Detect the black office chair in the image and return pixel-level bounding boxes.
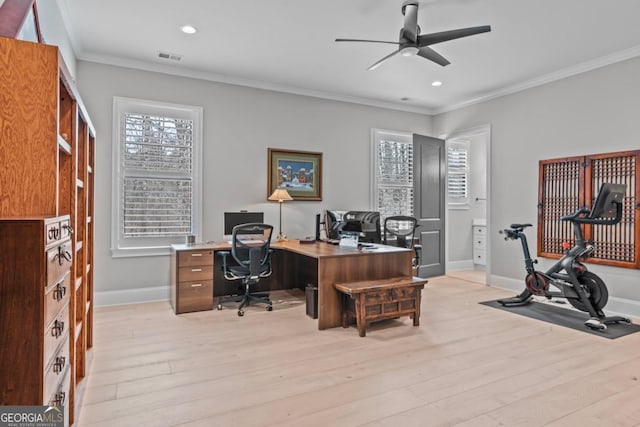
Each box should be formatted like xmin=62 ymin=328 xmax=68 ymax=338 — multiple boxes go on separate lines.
xmin=383 ymin=216 xmax=422 ymax=269
xmin=216 ymin=223 xmax=274 ymax=316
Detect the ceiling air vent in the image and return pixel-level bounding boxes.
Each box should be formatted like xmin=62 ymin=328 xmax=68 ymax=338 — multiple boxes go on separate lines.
xmin=157 ymin=51 xmax=182 ymax=61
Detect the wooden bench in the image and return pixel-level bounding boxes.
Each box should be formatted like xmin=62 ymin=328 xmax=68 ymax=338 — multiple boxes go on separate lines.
xmin=335 ymin=276 xmax=428 ymax=337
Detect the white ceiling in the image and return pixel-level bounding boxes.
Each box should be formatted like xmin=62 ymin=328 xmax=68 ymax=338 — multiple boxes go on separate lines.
xmin=61 ymin=0 xmax=640 ymax=114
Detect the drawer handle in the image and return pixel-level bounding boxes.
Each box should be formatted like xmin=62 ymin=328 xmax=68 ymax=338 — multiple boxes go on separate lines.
xmin=52 ymin=391 xmax=66 ymax=406
xmin=53 ymin=282 xmax=67 ymax=301
xmin=51 ymin=320 xmax=65 ymax=337
xmin=54 ymin=246 xmax=72 ymax=266
xmin=48 ymin=227 xmax=60 ymax=241
xmin=53 ymin=356 xmax=66 ymax=374
xmin=191 ymin=283 xmax=203 ymax=288
xmin=62 ymin=224 xmax=74 ymax=235
xmin=191 ymin=253 xmax=203 ymax=257
xmin=191 ymin=268 xmax=202 ymax=272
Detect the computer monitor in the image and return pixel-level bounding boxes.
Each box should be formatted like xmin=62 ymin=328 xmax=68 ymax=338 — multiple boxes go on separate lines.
xmin=342 ymin=211 xmax=381 ymax=243
xmin=589 ymin=183 xmax=626 ymax=219
xmin=223 ymin=211 xmax=264 ymax=240
xmin=324 ymin=210 xmax=381 ymax=243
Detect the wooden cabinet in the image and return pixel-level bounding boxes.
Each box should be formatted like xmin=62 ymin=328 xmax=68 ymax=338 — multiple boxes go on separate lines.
xmin=170 ymin=245 xmax=214 ymax=314
xmin=0 ymin=218 xmax=71 ymax=416
xmin=0 ymin=36 xmax=95 ymax=425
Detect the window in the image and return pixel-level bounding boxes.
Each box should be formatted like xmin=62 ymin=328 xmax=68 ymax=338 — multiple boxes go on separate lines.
xmin=112 ymin=97 xmax=202 ymax=257
xmin=447 ymin=140 xmax=470 ymax=209
xmin=538 ymin=150 xmax=639 ymax=269
xmin=371 ymin=129 xmax=414 ymax=224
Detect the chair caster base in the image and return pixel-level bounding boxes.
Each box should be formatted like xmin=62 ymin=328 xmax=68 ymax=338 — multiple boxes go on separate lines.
xmin=238 ymin=310 xmax=244 ymax=317
xmin=266 ymin=305 xmax=273 ymax=311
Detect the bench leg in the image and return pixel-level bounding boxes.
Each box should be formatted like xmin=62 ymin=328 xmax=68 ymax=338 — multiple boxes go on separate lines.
xmin=413 ymin=288 xmax=422 ymax=326
xmin=355 ymin=294 xmax=366 ymax=337
xmin=341 ymin=294 xmax=349 ymax=328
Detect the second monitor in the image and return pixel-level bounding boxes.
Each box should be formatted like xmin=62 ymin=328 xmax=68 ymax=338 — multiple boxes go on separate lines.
xmin=325 ymin=210 xmax=381 ymax=243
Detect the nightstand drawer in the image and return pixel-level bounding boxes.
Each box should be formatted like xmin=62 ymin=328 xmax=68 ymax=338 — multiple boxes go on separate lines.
xmin=178 ymin=280 xmax=214 ymax=313
xmin=179 ymin=265 xmax=214 ymax=282
xmin=178 ymin=250 xmax=213 ymax=267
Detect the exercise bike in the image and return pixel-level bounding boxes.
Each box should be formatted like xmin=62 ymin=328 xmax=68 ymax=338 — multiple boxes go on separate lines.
xmin=497 ymin=183 xmax=631 ymax=331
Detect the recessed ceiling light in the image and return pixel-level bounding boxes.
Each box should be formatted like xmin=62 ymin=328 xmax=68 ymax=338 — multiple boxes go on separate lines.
xmin=180 ymin=25 xmax=197 ymax=34
xmin=432 ymin=81 xmax=443 ymax=87
xmin=400 ymin=97 xmax=410 ymax=101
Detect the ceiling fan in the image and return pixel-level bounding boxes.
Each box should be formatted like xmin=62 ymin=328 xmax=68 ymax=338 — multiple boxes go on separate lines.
xmin=336 ymin=1 xmax=491 ymax=70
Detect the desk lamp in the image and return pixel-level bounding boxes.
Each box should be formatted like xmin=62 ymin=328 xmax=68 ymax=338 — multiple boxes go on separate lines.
xmin=268 ymin=189 xmax=293 ymax=241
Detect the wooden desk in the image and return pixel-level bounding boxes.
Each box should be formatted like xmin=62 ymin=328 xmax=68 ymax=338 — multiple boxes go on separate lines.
xmin=170 ymin=240 xmax=413 ymax=330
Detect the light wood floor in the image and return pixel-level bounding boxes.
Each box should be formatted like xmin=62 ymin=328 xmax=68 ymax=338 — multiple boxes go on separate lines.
xmin=78 ymin=277 xmax=640 ymax=427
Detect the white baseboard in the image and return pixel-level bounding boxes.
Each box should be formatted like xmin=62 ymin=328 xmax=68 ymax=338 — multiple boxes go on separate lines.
xmin=489 ymin=274 xmax=640 ymax=320
xmin=447 ymin=259 xmax=475 ymax=272
xmin=95 ymin=286 xmax=169 ymax=307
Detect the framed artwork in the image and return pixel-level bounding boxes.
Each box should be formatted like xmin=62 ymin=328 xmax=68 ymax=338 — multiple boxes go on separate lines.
xmin=268 ymin=148 xmax=322 ymax=201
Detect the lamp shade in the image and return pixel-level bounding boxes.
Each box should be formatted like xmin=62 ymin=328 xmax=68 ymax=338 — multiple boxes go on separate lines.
xmin=268 ymin=189 xmax=293 ymax=202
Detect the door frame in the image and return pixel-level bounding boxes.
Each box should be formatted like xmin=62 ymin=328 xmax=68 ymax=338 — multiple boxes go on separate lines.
xmin=440 ymin=124 xmax=492 ymax=278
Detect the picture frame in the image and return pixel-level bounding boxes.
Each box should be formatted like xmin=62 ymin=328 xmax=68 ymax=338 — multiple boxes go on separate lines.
xmin=268 ymin=148 xmax=322 ymax=201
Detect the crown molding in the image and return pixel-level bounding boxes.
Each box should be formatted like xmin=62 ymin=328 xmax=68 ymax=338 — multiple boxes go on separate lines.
xmin=433 ymin=44 xmax=640 ymax=115
xmin=77 ymin=52 xmax=435 ymax=115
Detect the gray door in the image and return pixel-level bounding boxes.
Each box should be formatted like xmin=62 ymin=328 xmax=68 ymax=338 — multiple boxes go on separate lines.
xmin=413 ymin=134 xmax=446 ymax=277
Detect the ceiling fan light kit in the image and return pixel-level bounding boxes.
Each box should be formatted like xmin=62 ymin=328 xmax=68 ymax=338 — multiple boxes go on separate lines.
xmin=336 ymin=0 xmax=491 ymax=70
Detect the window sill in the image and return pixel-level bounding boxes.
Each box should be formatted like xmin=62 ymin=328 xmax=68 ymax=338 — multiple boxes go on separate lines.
xmin=111 ymin=246 xmax=172 ymax=258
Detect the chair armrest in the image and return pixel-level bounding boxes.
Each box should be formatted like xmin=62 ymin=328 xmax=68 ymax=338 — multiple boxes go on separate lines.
xmin=413 ymin=244 xmax=422 ymax=267
xmin=218 ymin=250 xmax=231 ymax=272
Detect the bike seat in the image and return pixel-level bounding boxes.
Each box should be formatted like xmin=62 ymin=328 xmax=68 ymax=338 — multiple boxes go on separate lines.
xmin=510 ymin=223 xmax=532 ymax=230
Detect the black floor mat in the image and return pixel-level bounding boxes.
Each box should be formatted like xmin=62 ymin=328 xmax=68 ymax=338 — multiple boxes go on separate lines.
xmin=480 ymin=299 xmax=640 ymax=339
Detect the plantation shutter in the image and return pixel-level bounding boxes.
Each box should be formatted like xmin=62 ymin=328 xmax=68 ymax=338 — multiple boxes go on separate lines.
xmin=374 ymin=137 xmax=414 ymax=224
xmin=122 ymin=113 xmax=193 ymax=237
xmin=447 ymin=141 xmax=470 ymax=206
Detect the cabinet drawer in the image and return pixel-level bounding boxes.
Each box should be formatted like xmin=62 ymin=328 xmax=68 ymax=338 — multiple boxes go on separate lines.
xmin=46 ymin=241 xmax=72 ymax=287
xmin=178 ymin=250 xmax=213 ymax=267
xmin=179 ymin=265 xmax=214 ymax=282
xmin=44 ymin=272 xmax=70 ymax=329
xmin=47 ymin=368 xmax=70 ymax=426
xmin=473 ymin=250 xmax=486 ymax=265
xmin=43 ymin=335 xmax=70 ymax=406
xmin=473 ymin=235 xmax=486 ymax=249
xmin=44 ymin=304 xmax=69 ymax=365
xmin=178 ymin=280 xmax=213 ymax=313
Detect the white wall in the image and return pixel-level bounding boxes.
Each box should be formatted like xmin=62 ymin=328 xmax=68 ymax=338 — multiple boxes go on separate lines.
xmin=434 ymin=57 xmax=640 ymax=317
xmin=34 ymin=0 xmax=77 ymax=77
xmin=76 ymin=61 xmax=432 ymax=304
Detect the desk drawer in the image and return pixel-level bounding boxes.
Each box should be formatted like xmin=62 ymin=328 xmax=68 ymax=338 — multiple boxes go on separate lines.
xmin=44 ymin=304 xmax=69 ymax=365
xmin=178 ymin=250 xmax=213 ymax=267
xmin=179 ymin=265 xmax=214 ymax=282
xmin=178 ymin=280 xmax=213 ymax=313
xmin=43 ymin=336 xmax=70 ymax=405
xmin=44 ymin=273 xmax=70 ymax=329
xmin=46 ymin=241 xmax=72 ymax=287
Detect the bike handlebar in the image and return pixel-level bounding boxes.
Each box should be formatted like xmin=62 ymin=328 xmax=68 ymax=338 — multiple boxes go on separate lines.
xmin=560 ymin=202 xmax=623 ymax=226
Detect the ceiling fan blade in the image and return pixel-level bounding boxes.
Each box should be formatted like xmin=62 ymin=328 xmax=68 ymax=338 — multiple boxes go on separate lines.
xmin=368 ymin=50 xmax=402 ymax=71
xmin=335 ymin=38 xmax=399 ymax=45
xmin=418 ymin=25 xmax=491 ymax=47
xmin=417 ymin=46 xmax=450 ymax=66
xmin=401 ymin=2 xmax=419 ymax=42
